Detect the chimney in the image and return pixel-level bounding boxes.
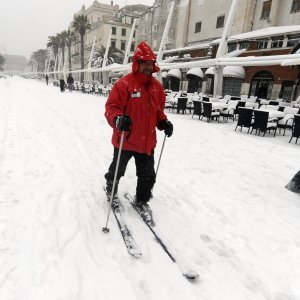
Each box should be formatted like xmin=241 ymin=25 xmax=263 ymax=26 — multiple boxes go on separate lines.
xmin=111 ymin=1 xmax=113 ymax=6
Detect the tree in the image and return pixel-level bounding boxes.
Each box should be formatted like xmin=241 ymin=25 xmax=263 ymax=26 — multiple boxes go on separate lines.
xmin=65 ymin=30 xmax=77 ymax=71
xmin=47 ymin=35 xmax=60 ymax=72
xmin=57 ymin=30 xmax=69 ymax=66
xmin=47 ymin=35 xmax=60 ymax=60
xmin=0 ymin=53 xmax=5 ymax=71
xmin=72 ymin=15 xmax=91 ymax=82
xmin=30 ymin=49 xmax=48 ymax=72
xmin=92 ymin=45 xmax=124 ymax=67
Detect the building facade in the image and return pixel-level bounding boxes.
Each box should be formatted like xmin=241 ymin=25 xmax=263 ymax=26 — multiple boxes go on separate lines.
xmin=70 ymin=1 xmax=147 ymax=81
xmin=141 ymin=0 xmax=300 ymax=100
xmin=137 ymin=0 xmax=181 ymax=51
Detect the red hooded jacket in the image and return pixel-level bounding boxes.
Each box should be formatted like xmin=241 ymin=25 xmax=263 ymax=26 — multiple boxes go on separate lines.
xmin=105 ymin=42 xmax=167 ymax=155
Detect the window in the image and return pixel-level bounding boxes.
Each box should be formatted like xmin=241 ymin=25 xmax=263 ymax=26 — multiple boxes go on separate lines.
xmin=216 ymin=15 xmax=225 ymax=28
xmin=111 ymin=40 xmax=116 ymax=48
xmin=280 ymin=81 xmax=295 ymax=101
xmin=131 ymin=18 xmax=134 ymax=24
xmin=257 ymin=39 xmax=268 ymax=49
xmin=271 ymin=36 xmax=283 ymax=48
xmin=228 ymin=43 xmax=237 ymax=52
xmin=133 ymin=30 xmax=136 ymax=38
xmin=195 ymin=22 xmax=202 ymax=33
xmin=239 ymin=41 xmax=250 ymax=50
xmin=153 ymin=24 xmax=158 ymax=33
xmin=121 ymin=41 xmax=126 ymax=51
xmin=122 ymin=28 xmax=126 ymax=36
xmin=130 ymin=43 xmax=135 ymax=52
xmin=291 ymin=0 xmax=300 ymax=13
xmin=287 ymin=34 xmax=300 ymax=47
xmin=112 ymin=27 xmax=116 ymax=35
xmin=261 ymin=0 xmax=272 ymax=19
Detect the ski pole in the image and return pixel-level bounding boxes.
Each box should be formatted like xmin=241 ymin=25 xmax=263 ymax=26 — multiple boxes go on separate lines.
xmin=155 ymin=134 xmax=167 ymax=181
xmin=102 ymin=131 xmax=125 ymax=233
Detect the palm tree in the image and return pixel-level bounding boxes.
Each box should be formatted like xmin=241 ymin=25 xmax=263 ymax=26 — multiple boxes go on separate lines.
xmin=65 ymin=30 xmax=77 ymax=71
xmin=47 ymin=35 xmax=60 ymax=72
xmin=92 ymin=45 xmax=124 ymax=67
xmin=72 ymin=15 xmax=91 ymax=82
xmin=0 ymin=53 xmax=5 ymax=71
xmin=57 ymin=30 xmax=69 ymax=66
xmin=47 ymin=35 xmax=60 ymax=60
xmin=30 ymin=49 xmax=48 ymax=72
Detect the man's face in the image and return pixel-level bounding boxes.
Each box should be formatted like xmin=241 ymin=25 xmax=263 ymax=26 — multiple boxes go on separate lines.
xmin=138 ymin=60 xmax=154 ymax=76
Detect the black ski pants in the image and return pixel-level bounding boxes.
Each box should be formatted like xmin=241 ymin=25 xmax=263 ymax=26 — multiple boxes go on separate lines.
xmin=105 ymin=148 xmax=156 ymax=203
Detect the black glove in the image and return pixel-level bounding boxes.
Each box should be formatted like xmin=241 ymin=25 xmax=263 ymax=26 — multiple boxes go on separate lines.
xmin=114 ymin=115 xmax=132 ymax=131
xmin=158 ymin=119 xmax=173 ymax=137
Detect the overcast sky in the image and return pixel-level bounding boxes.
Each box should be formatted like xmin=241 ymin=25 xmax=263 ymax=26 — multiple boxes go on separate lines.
xmin=0 ymin=0 xmax=153 ymax=59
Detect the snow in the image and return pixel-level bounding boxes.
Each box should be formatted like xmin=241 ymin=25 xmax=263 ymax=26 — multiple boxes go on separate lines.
xmin=211 ymin=25 xmax=300 ymax=44
xmin=0 ymin=76 xmax=300 ymax=300
xmin=205 ymin=66 xmax=245 ymax=78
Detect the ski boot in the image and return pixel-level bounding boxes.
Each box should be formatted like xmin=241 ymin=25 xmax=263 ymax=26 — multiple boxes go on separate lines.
xmin=133 ymin=196 xmax=154 ymax=225
xmin=105 ymin=180 xmax=120 ymax=209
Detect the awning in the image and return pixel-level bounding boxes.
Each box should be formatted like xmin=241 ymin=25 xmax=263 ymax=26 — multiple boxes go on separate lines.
xmin=167 ymin=68 xmax=181 ymax=79
xmin=162 ymin=71 xmax=168 ymax=78
xmin=186 ymin=67 xmax=204 ymax=78
xmin=223 ymin=66 xmax=245 ymax=78
xmin=205 ymin=66 xmax=245 ymax=78
xmin=205 ymin=67 xmax=216 ymax=76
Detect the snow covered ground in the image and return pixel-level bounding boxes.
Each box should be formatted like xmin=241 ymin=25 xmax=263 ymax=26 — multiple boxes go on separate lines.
xmin=0 ymin=76 xmax=299 ymax=300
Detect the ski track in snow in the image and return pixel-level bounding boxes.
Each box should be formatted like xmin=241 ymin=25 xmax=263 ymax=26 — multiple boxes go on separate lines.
xmin=0 ymin=77 xmax=299 ymax=300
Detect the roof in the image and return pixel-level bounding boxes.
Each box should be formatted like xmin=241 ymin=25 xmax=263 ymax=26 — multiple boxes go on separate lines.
xmin=211 ymin=26 xmax=300 ymax=44
xmin=205 ymin=66 xmax=245 ymax=78
xmin=163 ymin=43 xmax=210 ymax=55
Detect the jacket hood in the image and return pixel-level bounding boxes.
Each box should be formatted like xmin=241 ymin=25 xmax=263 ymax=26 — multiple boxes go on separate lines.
xmin=132 ymin=41 xmax=160 ymax=73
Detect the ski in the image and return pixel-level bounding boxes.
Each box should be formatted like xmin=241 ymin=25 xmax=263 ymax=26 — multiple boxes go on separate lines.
xmin=124 ymin=193 xmax=199 ymax=280
xmin=111 ymin=202 xmax=142 ymax=258
xmin=103 ymin=186 xmax=142 ymax=258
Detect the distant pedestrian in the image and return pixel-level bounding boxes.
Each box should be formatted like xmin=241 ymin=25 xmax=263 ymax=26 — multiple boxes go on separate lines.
xmin=257 ymin=83 xmax=268 ymax=99
xmin=59 ymin=77 xmax=65 ymax=92
xmin=45 ymin=74 xmax=49 ymax=85
xmin=67 ymin=74 xmax=74 ymax=92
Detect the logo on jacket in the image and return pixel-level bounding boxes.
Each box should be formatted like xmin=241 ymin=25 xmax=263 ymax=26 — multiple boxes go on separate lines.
xmin=131 ymin=91 xmax=141 ymax=98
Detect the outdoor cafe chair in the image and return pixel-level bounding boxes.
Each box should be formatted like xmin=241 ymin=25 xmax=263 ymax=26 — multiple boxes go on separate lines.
xmin=176 ymin=97 xmax=189 ymax=114
xmin=221 ymin=100 xmax=237 ymax=122
xmin=201 ymin=101 xmax=220 ymax=122
xmin=278 ymin=107 xmax=299 ymax=135
xmin=289 ymin=115 xmax=300 ymax=144
xmin=269 ymin=100 xmax=279 ymax=106
xmin=234 ymin=100 xmax=246 ymax=120
xmin=250 ymin=110 xmax=278 ymax=137
xmin=235 ymin=108 xmax=253 ymax=133
xmin=192 ymin=101 xmax=202 ymax=119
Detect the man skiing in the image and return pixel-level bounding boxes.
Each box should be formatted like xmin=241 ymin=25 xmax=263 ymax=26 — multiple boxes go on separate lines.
xmin=104 ymin=41 xmax=173 ymax=210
